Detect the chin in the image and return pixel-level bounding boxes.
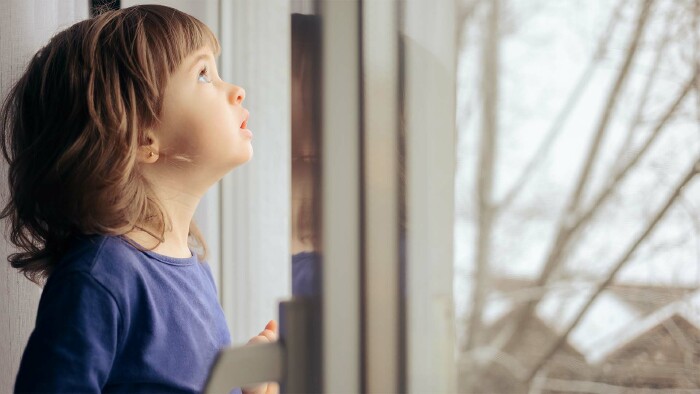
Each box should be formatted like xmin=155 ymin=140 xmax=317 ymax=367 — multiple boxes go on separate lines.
xmin=229 ymin=152 xmax=253 ymax=170
xmin=241 ymin=145 xmax=253 ymax=163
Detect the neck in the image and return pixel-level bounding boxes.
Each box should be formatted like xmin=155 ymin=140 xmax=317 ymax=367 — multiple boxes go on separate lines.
xmin=124 ymin=181 xmax=201 ymax=258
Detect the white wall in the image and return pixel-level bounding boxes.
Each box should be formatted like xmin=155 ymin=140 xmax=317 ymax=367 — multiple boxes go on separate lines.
xmin=217 ymin=0 xmax=291 ymax=346
xmin=0 ymin=2 xmax=89 ymax=390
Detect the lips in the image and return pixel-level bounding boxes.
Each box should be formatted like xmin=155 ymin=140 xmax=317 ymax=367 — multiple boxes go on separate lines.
xmin=240 ymin=109 xmax=249 ymax=129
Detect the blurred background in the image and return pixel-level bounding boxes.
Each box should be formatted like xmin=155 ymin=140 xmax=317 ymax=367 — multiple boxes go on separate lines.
xmin=456 ymin=0 xmax=700 ymax=392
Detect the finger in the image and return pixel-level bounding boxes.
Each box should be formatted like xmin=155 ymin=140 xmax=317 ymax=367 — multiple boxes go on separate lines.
xmin=247 ymin=335 xmax=270 ymax=345
xmin=242 ymin=382 xmax=267 ymax=394
xmin=265 ymin=320 xmax=278 ymax=334
xmin=260 ymin=329 xmax=277 ymax=342
xmin=265 ymin=382 xmax=280 ymax=394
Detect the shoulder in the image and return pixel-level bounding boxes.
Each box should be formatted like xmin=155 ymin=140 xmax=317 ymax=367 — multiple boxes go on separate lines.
xmin=45 ymin=234 xmax=145 ymax=303
xmin=52 ymin=234 xmax=140 ymax=275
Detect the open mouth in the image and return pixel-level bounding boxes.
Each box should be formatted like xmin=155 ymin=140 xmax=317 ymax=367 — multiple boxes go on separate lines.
xmin=241 ymin=110 xmax=249 ymax=129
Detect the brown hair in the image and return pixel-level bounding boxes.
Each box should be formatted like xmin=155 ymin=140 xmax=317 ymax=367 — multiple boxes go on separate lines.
xmin=0 ymin=5 xmax=221 ymax=286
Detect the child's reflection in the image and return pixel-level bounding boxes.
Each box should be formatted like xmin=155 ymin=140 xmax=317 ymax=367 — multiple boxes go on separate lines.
xmin=291 ymin=13 xmax=321 ymax=297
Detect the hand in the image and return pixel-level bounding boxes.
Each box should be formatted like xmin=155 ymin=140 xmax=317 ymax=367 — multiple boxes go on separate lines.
xmin=241 ymin=320 xmax=280 ymax=394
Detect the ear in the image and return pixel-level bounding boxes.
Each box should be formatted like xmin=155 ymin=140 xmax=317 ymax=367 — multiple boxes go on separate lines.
xmin=137 ymin=131 xmax=160 ymax=164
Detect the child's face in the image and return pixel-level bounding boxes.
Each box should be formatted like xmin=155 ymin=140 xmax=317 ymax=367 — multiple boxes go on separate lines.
xmin=150 ymin=46 xmax=252 ymax=184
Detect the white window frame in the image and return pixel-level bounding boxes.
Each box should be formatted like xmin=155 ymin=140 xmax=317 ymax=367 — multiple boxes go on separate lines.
xmin=402 ymin=0 xmax=458 ymax=391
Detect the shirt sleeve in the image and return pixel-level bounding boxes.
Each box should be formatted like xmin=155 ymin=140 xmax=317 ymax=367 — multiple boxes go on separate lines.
xmin=14 ymin=271 xmax=121 ymax=393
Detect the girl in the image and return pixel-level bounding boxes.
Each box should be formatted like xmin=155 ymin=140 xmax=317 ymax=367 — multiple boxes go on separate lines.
xmin=1 ymin=5 xmax=277 ymax=393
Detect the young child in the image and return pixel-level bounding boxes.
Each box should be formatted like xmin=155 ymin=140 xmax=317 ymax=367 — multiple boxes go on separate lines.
xmin=1 ymin=5 xmax=277 ymax=393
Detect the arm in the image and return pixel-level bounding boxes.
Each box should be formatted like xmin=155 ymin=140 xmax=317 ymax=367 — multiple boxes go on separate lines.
xmin=14 ymin=271 xmax=121 ymax=393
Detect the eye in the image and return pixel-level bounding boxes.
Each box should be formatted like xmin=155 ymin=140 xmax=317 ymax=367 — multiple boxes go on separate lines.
xmin=198 ymin=66 xmax=212 ymax=83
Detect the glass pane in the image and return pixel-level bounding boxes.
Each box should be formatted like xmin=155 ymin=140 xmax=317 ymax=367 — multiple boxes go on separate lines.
xmin=290 ymin=10 xmax=322 ymax=299
xmin=456 ymin=0 xmax=700 ymax=392
xmin=289 ymin=8 xmax=323 ymax=390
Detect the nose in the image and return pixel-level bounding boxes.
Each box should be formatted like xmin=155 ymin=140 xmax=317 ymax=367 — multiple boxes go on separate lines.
xmin=229 ymin=85 xmax=245 ymax=105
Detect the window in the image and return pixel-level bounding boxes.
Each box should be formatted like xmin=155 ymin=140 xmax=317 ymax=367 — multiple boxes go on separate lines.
xmin=456 ymin=0 xmax=700 ymax=391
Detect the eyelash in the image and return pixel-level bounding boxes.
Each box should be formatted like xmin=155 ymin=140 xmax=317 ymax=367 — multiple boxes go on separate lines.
xmin=198 ymin=66 xmax=212 ymax=83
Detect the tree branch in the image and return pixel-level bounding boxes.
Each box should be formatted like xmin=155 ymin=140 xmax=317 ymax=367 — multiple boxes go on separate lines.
xmin=524 ymin=157 xmax=700 ymax=382
xmin=498 ymin=0 xmax=659 ymax=354
xmin=563 ymin=74 xmax=697 ymax=243
xmin=497 ymin=0 xmax=630 ymax=212
xmin=612 ymin=4 xmax=676 ymax=172
xmin=559 ymin=0 xmax=656 ymax=240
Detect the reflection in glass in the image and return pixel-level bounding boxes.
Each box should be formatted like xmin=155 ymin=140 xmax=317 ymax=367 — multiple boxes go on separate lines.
xmin=291 ymin=13 xmax=322 ymax=297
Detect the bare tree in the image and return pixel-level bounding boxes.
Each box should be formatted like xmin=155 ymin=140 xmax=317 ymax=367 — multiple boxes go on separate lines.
xmin=498 ymin=0 xmax=630 ymax=212
xmin=501 ymin=0 xmax=658 ymax=351
xmin=456 ymin=0 xmax=700 ymax=391
xmin=525 ymin=156 xmax=700 ymax=381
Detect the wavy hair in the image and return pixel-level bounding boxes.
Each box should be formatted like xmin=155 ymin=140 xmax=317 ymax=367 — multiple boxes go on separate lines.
xmin=0 ymin=5 xmax=220 ymax=286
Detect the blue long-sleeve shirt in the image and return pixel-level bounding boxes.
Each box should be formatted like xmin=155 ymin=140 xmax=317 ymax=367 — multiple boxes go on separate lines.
xmin=14 ymin=233 xmax=236 ymax=393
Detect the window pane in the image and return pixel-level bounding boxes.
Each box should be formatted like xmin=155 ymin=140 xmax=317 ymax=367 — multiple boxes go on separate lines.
xmin=456 ymin=0 xmax=700 ymax=391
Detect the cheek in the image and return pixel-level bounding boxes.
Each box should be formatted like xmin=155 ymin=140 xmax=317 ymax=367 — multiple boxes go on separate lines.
xmin=174 ymin=99 xmax=230 ymax=133
xmin=159 ymin=92 xmax=241 ymax=154
xmin=158 ymin=109 xmax=204 ymax=152
xmin=195 ymin=93 xmax=236 ymax=129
